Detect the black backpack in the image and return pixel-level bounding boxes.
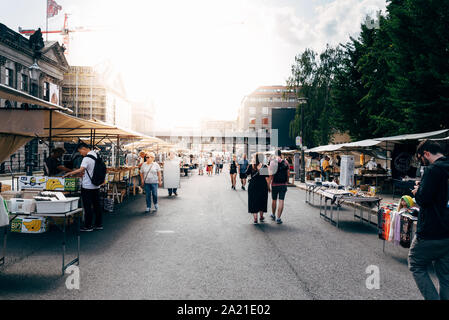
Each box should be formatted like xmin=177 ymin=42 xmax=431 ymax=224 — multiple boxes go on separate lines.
xmin=273 ymin=159 xmax=289 ymax=184
xmin=86 ymin=154 xmax=107 ymax=186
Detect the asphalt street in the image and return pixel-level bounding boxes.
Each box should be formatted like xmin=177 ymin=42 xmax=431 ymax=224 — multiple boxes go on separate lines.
xmin=0 ymin=168 xmax=424 ymax=299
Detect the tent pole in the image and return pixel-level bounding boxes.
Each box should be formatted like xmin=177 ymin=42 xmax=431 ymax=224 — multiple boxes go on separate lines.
xmin=48 ymin=109 xmax=53 ymax=153
xmin=116 ymin=136 xmax=120 ymax=168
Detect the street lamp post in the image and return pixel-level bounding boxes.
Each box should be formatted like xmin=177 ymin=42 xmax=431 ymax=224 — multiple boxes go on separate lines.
xmin=26 ymin=58 xmax=42 ymax=176
xmin=297 ymin=97 xmax=308 ymax=183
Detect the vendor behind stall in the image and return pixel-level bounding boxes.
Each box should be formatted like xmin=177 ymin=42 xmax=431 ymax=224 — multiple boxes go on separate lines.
xmin=44 ymin=148 xmax=72 ymax=176
xmin=365 ymin=157 xmax=377 ymax=171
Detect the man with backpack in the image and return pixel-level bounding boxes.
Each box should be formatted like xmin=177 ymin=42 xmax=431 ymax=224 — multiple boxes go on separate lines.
xmin=65 ymin=143 xmax=106 ymax=232
xmin=410 ymin=140 xmax=449 ymax=300
xmin=269 ymin=150 xmax=290 ymax=224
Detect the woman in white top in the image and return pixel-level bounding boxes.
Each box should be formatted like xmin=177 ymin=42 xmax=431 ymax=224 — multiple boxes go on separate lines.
xmin=140 ymin=152 xmax=162 ymax=213
xmin=198 ymin=156 xmax=205 ymax=175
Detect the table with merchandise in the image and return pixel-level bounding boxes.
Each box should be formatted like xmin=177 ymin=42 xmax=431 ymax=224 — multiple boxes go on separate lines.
xmin=1 ymin=186 xmax=82 ymax=275
xmin=317 ymin=189 xmax=382 ymax=228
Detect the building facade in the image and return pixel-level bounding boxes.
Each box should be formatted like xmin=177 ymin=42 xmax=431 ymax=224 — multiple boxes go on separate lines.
xmin=131 ymin=100 xmax=155 ymax=136
xmin=200 ymin=119 xmax=236 ymax=135
xmin=237 ymin=85 xmax=298 ymax=132
xmin=62 ymin=65 xmax=132 ymax=129
xmin=0 ymin=23 xmax=69 ymax=173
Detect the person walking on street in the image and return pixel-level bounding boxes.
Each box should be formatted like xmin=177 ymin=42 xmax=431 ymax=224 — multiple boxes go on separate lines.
xmin=198 ymin=155 xmax=205 ymax=175
xmin=238 ymin=154 xmax=249 ymax=190
xmin=207 ymin=155 xmax=214 ymax=176
xmin=230 ymin=154 xmax=239 ymax=190
xmin=246 ymin=153 xmax=270 ymax=224
xmin=410 ymin=140 xmax=449 ymax=300
xmin=140 ymin=152 xmax=162 ymax=213
xmin=64 ymin=143 xmax=103 ymax=232
xmin=215 ymin=155 xmax=222 ymax=175
xmin=269 ymin=150 xmax=290 ymax=224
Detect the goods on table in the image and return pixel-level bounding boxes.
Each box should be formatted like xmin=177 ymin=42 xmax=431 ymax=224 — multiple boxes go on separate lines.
xmin=377 ymin=205 xmax=418 ymax=248
xmin=18 ymin=176 xmax=47 ymax=190
xmin=1 ymin=184 xmax=11 ymax=192
xmin=1 ymin=191 xmax=23 ymax=200
xmin=11 ymin=216 xmax=48 ymax=233
xmin=8 ymin=199 xmax=36 ymax=214
xmin=18 ymin=176 xmax=80 ymax=192
xmin=22 ymin=189 xmax=41 ymax=199
xmin=33 ymin=191 xmax=79 ymax=214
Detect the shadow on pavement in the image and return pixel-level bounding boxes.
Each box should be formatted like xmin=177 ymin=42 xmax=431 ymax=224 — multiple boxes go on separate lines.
xmin=0 ymin=273 xmax=62 ymax=294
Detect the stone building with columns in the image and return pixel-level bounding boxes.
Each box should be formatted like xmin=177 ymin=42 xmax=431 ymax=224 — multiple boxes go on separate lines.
xmin=0 ymin=23 xmax=69 ymax=173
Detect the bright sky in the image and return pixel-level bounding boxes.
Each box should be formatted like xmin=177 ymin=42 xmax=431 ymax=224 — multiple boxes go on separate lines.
xmin=1 ymin=0 xmax=386 ymax=130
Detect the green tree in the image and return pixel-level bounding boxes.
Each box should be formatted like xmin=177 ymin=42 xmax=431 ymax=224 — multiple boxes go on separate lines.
xmin=386 ymin=0 xmax=449 ymax=132
xmin=288 ymin=46 xmax=343 ymax=148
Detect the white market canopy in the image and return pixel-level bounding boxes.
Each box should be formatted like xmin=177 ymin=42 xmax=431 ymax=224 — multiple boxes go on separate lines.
xmin=0 ymin=83 xmax=72 ymax=113
xmin=306 ymin=129 xmax=449 ymax=154
xmin=374 ymin=129 xmax=449 ymax=143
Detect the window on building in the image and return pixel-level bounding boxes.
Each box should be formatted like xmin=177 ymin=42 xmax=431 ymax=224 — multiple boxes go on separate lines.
xmin=20 ymin=74 xmax=28 ymax=92
xmin=43 ymin=82 xmax=50 ymax=101
xmin=249 ymin=107 xmax=256 ymax=115
xmin=262 ymin=107 xmax=269 ymax=115
xmin=249 ymin=118 xmax=256 ymax=125
xmin=5 ymin=68 xmax=13 ymax=87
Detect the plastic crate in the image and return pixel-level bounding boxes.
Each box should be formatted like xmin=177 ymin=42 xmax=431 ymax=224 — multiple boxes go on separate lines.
xmin=65 ymin=197 xmax=80 ymax=211
xmin=35 ymin=200 xmax=72 ymax=214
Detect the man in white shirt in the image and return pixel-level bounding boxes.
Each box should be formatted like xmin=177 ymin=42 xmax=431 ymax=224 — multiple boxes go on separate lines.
xmin=125 ymin=151 xmax=139 ymax=167
xmin=366 ymin=157 xmax=377 ymax=171
xmin=64 ymin=143 xmax=102 ymax=232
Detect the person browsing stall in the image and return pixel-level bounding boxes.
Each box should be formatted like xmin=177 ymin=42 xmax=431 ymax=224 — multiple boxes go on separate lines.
xmin=64 ymin=143 xmax=103 ymax=232
xmin=410 ymin=140 xmax=449 ymax=300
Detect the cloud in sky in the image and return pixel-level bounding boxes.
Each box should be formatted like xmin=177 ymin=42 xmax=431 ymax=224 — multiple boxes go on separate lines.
xmin=263 ymin=0 xmax=387 ymax=51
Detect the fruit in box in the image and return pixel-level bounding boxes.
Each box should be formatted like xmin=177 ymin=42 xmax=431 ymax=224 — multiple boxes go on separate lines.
xmin=46 ymin=178 xmax=65 ymax=191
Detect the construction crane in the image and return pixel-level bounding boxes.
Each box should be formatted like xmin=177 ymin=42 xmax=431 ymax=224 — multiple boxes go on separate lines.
xmin=18 ymin=13 xmax=94 ymax=57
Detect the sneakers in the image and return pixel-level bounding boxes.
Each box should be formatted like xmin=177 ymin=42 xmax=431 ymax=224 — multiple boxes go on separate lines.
xmin=259 ymin=216 xmax=265 ymax=222
xmin=80 ymin=226 xmax=94 ymax=232
xmin=276 ymin=218 xmax=283 ymax=224
xmin=94 ymin=226 xmax=103 ymax=231
xmin=242 ymin=186 xmax=246 ymax=191
xmin=270 ymin=214 xmax=276 ymax=221
xmin=145 ymin=208 xmax=151 ymax=213
xmin=174 ymin=192 xmax=178 ymax=196
xmin=154 ymin=204 xmax=158 ymax=212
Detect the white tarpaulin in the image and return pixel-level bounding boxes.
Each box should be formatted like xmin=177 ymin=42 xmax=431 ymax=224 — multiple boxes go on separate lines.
xmin=374 ymin=129 xmax=449 ymax=142
xmin=0 ymin=133 xmax=32 ymax=163
xmin=163 ymin=158 xmax=181 ymax=189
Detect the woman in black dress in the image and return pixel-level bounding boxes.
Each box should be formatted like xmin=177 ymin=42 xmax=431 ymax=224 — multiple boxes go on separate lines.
xmin=246 ymin=153 xmax=271 ymax=224
xmin=229 ymin=154 xmax=239 ymax=190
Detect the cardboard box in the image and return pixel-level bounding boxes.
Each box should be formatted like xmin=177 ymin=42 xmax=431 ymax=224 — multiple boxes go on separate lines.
xmin=11 ymin=216 xmax=48 ymax=233
xmin=1 ymin=191 xmax=23 ymax=200
xmin=18 ymin=176 xmax=47 ymax=190
xmin=64 ymin=178 xmax=80 ymax=192
xmin=45 ymin=177 xmax=65 ymax=191
xmin=1 ymin=184 xmax=11 ymax=192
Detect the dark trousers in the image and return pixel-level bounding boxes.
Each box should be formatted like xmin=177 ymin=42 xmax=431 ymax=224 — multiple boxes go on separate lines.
xmin=81 ymin=188 xmax=102 ymax=228
xmin=408 ymin=236 xmax=449 ymax=300
xmin=168 ymin=188 xmax=177 ymax=195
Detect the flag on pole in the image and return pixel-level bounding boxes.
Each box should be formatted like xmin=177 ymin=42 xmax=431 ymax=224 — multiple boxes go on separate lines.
xmin=47 ymin=0 xmax=62 ymax=18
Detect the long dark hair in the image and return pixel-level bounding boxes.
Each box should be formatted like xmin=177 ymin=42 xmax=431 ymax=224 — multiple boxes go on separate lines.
xmin=252 ymin=152 xmax=265 ymax=169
